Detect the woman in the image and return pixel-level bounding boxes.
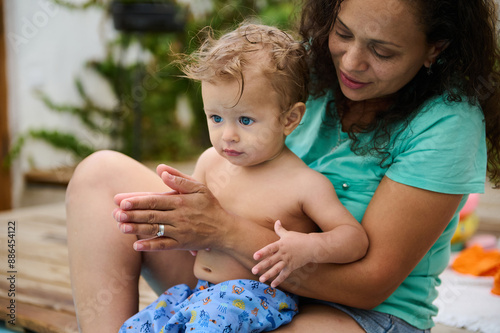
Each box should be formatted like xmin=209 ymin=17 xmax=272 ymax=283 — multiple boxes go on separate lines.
xmin=66 ymin=0 xmax=500 ymax=331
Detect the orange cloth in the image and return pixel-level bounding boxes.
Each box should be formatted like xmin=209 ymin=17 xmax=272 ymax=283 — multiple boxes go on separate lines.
xmin=451 ymin=245 xmax=500 ymax=295
xmin=493 ymin=270 xmax=500 ymax=296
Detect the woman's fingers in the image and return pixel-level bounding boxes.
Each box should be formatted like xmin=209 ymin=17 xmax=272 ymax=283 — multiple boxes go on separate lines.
xmin=117 ymin=221 xmax=162 ymax=236
xmin=157 ymin=164 xmax=196 ymax=182
xmin=114 ymin=163 xmax=194 ymax=206
xmin=118 ymin=221 xmax=183 ymax=245
xmin=112 ymin=173 xmax=225 ymax=251
xmin=115 ymin=175 xmax=206 ymax=212
xmin=133 ymin=237 xmax=180 ymax=251
xmin=114 ymin=192 xmax=160 ymax=205
xmin=116 ymin=192 xmax=182 ymax=212
xmin=113 ymin=206 xmax=168 ymax=224
xmin=162 ymin=172 xmax=206 ymax=195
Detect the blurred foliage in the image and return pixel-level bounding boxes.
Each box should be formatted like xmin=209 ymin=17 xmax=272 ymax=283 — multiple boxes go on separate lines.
xmin=12 ymin=0 xmax=301 ymax=165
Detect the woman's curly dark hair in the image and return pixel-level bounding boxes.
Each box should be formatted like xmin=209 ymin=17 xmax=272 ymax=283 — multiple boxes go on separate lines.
xmin=300 ymin=0 xmax=500 ymax=187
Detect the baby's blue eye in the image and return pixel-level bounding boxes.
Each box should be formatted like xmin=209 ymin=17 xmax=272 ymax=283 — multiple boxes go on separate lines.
xmin=239 ymin=117 xmax=254 ymax=125
xmin=211 ymin=115 xmax=223 ymax=123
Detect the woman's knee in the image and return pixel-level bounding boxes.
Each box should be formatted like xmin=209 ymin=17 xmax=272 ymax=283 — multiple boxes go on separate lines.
xmin=67 ymin=150 xmax=127 ymax=191
xmin=72 ymin=150 xmax=129 ymax=180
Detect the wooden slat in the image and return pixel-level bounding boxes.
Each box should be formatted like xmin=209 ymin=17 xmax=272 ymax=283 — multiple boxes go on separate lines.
xmin=24 ymin=167 xmax=75 ymax=186
xmin=0 ymin=203 xmax=158 ymax=332
xmin=0 ymin=297 xmax=78 ymax=333
xmin=0 ymin=278 xmax=74 ymax=314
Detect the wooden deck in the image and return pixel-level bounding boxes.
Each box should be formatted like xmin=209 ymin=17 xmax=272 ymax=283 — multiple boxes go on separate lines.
xmin=0 ymin=202 xmax=159 ymax=333
xmin=0 ymin=178 xmax=499 ymax=333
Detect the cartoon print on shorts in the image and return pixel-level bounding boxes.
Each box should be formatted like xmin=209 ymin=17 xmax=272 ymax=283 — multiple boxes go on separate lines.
xmin=232 ymin=284 xmax=245 ymax=294
xmin=120 ymin=279 xmax=298 ymax=332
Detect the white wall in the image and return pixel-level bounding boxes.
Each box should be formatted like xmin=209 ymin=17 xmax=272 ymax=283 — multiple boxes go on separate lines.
xmin=4 ymin=0 xmax=117 ymax=206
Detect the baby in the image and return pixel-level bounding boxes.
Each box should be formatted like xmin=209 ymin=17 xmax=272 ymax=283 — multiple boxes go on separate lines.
xmin=120 ymin=22 xmax=368 ymax=333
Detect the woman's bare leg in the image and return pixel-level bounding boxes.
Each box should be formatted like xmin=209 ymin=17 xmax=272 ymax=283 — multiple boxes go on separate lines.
xmin=275 ymin=304 xmax=365 ymax=332
xmin=66 ymin=150 xmax=197 ymax=332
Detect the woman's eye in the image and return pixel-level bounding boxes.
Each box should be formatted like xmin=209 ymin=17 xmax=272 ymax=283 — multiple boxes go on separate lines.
xmin=372 ymin=48 xmax=393 ymax=60
xmin=335 ymin=30 xmax=352 ymax=39
xmin=239 ymin=117 xmax=254 ymax=125
xmin=211 ymin=115 xmax=223 ymax=123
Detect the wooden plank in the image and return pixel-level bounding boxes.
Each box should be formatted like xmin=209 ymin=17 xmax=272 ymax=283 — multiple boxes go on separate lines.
xmin=24 ymin=167 xmax=75 ymax=186
xmin=0 ymin=0 xmax=12 ymax=211
xmin=0 ymin=278 xmax=74 ymax=314
xmin=0 ymin=201 xmax=158 ymax=332
xmin=3 ymin=259 xmax=72 ymax=289
xmin=0 ymin=297 xmax=78 ymax=333
xmin=1 ymin=202 xmax=78 ymax=331
xmin=0 ymin=202 xmax=66 ymax=221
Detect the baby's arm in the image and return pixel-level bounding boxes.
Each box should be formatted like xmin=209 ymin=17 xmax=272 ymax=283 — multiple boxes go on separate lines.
xmin=252 ymin=171 xmax=369 ymax=288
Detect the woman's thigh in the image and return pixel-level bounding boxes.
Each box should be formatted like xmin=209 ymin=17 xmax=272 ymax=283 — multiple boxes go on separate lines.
xmin=275 ymin=304 xmax=365 ymax=332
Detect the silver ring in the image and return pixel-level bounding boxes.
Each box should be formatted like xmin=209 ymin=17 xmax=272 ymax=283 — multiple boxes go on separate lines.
xmin=156 ymin=224 xmax=165 ymax=237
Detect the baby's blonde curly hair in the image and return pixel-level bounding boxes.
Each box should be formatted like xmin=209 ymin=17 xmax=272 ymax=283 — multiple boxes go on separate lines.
xmin=181 ymin=22 xmax=309 ymax=112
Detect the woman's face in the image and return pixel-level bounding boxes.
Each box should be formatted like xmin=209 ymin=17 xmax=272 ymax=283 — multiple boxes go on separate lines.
xmin=329 ymin=0 xmax=436 ymax=101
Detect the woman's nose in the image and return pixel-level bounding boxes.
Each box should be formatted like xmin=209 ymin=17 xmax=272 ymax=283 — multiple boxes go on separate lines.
xmin=343 ymin=45 xmax=369 ymax=72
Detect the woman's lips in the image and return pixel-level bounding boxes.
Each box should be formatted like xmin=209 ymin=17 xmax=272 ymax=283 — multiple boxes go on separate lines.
xmin=339 ymin=71 xmax=371 ymax=89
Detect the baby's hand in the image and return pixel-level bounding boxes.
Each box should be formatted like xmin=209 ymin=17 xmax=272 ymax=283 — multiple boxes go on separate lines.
xmin=252 ymin=220 xmax=312 ymax=288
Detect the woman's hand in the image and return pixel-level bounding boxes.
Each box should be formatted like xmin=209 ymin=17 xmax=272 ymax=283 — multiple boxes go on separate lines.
xmin=113 ymin=164 xmax=229 ymax=252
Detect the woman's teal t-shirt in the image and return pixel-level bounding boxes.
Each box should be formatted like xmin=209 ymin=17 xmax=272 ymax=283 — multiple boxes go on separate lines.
xmin=286 ymin=92 xmax=487 ymax=329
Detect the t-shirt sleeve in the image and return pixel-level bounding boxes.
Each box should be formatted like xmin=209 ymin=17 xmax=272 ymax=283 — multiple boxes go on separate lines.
xmin=385 ymin=98 xmax=487 ymax=194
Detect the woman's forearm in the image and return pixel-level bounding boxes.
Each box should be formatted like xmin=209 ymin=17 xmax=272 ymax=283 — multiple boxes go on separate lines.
xmin=218 ymin=213 xmax=387 ymax=309
xmin=279 ymin=257 xmax=396 ymax=309
xmin=276 ymin=178 xmax=464 ymax=309
xmin=218 ymin=211 xmax=280 ymax=267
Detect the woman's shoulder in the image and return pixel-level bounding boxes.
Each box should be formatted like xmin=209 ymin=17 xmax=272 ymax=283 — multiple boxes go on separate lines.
xmin=404 ymin=94 xmax=484 ymax=137
xmin=414 ymin=94 xmax=483 ymax=123
xmin=387 ymin=94 xmax=487 ymax=194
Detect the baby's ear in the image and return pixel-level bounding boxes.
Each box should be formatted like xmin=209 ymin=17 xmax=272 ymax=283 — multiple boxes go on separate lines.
xmin=282 ymin=102 xmax=305 ymax=136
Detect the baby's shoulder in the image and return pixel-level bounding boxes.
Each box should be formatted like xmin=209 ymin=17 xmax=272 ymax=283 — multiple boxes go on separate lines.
xmin=198 ymin=147 xmax=224 ymax=166
xmin=299 ymin=165 xmax=332 ymax=189
xmin=193 ymin=147 xmax=226 ymax=180
xmin=282 ymin=154 xmax=333 ymax=190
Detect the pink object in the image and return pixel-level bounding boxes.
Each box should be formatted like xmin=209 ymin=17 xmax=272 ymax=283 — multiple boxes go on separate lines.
xmin=460 ymin=193 xmax=481 ymax=219
xmin=466 ymin=234 xmax=498 ymax=250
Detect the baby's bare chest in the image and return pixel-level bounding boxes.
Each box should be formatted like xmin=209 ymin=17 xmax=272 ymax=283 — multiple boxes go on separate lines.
xmin=206 ymin=173 xmax=317 ymax=233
